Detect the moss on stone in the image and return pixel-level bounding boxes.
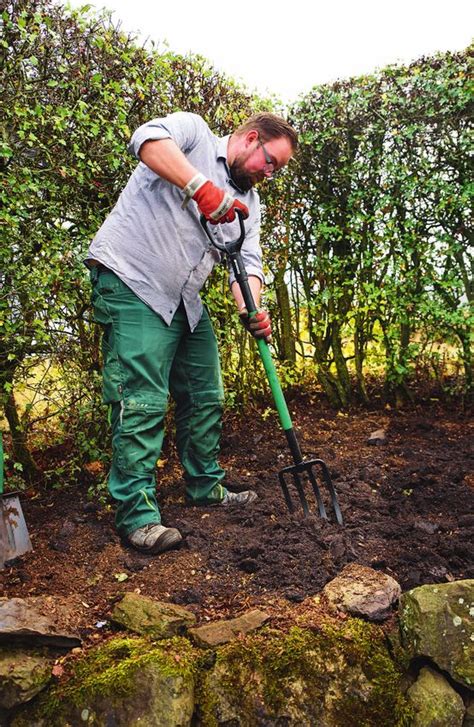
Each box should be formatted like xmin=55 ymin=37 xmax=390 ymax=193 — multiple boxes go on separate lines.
xmin=26 ymin=635 xmax=199 ymax=725
xmin=197 ymin=618 xmax=413 ymax=726
xmin=0 ymin=648 xmax=54 ymax=711
xmin=399 ymin=580 xmax=474 ymax=689
xmin=15 ymin=617 xmax=414 ymax=726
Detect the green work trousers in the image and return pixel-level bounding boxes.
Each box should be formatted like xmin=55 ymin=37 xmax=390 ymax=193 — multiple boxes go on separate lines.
xmin=90 ymin=267 xmax=226 ymax=535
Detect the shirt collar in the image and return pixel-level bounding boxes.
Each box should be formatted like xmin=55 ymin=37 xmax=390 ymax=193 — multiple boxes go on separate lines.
xmin=217 ymin=134 xmax=247 ymax=194
xmin=216 ymin=135 xmax=230 ymax=161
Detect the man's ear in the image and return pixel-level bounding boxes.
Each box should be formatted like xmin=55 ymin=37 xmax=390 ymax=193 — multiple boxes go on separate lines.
xmin=245 ymin=129 xmax=258 ymax=147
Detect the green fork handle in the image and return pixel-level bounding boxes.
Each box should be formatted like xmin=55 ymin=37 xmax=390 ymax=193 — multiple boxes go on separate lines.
xmin=199 ymin=212 xmax=295 ymax=438
xmin=247 ymin=317 xmax=293 ymax=433
xmin=229 ymin=253 xmax=304 ymax=467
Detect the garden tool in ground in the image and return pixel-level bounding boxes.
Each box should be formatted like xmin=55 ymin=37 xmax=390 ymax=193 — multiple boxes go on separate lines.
xmin=201 ymin=212 xmax=343 ymax=524
xmin=0 ymin=432 xmax=32 ymax=568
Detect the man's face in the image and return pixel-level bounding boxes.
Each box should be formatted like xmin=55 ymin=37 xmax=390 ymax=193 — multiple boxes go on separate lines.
xmin=230 ymin=134 xmax=294 ymax=191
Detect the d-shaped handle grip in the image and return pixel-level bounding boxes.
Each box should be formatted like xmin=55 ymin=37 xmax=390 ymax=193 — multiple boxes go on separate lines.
xmin=200 ymin=208 xmax=246 ymax=253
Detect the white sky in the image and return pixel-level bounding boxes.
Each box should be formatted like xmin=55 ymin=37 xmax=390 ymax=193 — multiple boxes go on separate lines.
xmin=67 ymin=0 xmax=473 ymax=102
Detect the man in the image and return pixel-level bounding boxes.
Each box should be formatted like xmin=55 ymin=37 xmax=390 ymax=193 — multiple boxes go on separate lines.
xmin=86 ymin=111 xmax=297 ymax=554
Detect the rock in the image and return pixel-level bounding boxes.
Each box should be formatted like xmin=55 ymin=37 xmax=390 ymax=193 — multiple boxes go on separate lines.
xmin=200 ymin=617 xmax=411 ymax=725
xmin=48 ymin=539 xmax=70 ymax=553
xmin=0 ymin=649 xmax=53 ymax=709
xmin=189 ymin=609 xmax=270 ymax=648
xmin=0 ymin=597 xmax=81 ymax=648
xmin=11 ymin=636 xmax=196 ymax=727
xmin=11 ymin=619 xmax=414 ymax=726
xmin=110 ymin=592 xmax=196 ymax=639
xmin=414 ymin=519 xmax=439 ymax=535
xmin=122 ymin=555 xmax=149 ymax=572
xmin=407 ymin=666 xmax=465 ymax=726
xmin=367 ymin=428 xmax=386 ymax=445
xmin=322 ymin=563 xmax=402 ymax=621
xmin=464 ymin=696 xmax=474 ymax=726
xmin=399 ymin=580 xmax=474 ymax=689
xmin=58 ymin=520 xmax=76 ymax=538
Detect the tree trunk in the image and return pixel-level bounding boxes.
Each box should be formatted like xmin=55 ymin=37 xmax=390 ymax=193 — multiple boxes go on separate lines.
xmin=354 ymin=315 xmax=369 ymax=404
xmin=331 ymin=321 xmax=352 ymax=406
xmin=457 ymin=327 xmax=473 ymax=392
xmin=313 ymin=344 xmax=344 ymax=408
xmin=274 ymin=267 xmax=296 ymax=364
xmin=394 ymin=321 xmax=413 ymax=407
xmin=3 ymin=390 xmax=39 ymax=483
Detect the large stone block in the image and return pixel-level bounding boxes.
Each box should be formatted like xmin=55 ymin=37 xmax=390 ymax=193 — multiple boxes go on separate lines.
xmin=407 ymin=666 xmax=465 ymax=727
xmin=322 ymin=563 xmax=401 ymax=621
xmin=399 ymin=580 xmax=474 ymax=689
xmin=111 ymin=593 xmax=196 ymax=639
xmin=11 ymin=636 xmax=197 ymax=727
xmin=189 ymin=609 xmax=269 ymax=647
xmin=0 ymin=649 xmax=53 ymax=710
xmin=198 ymin=619 xmax=411 ymax=726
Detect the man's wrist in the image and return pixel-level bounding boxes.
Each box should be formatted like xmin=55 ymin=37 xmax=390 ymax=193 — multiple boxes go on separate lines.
xmin=181 ymin=172 xmax=207 ymax=209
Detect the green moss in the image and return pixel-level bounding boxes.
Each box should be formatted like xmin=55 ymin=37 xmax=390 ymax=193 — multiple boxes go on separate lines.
xmin=197 ymin=619 xmax=413 ymax=727
xmin=17 ymin=618 xmax=414 ymax=726
xmin=29 ymin=635 xmax=199 ymax=725
xmin=386 ymin=622 xmax=413 ymax=673
xmin=326 ymin=623 xmax=413 ymax=726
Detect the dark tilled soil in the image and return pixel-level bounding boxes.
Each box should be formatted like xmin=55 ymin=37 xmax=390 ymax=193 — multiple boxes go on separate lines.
xmin=1 ymin=396 xmax=473 ymax=638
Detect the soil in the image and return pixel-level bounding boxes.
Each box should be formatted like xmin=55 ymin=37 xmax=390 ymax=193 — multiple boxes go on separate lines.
xmin=1 ymin=395 xmax=473 ymax=643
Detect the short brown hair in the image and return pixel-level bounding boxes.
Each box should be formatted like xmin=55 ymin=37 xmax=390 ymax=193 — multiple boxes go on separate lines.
xmin=235 ymin=113 xmax=298 ymax=151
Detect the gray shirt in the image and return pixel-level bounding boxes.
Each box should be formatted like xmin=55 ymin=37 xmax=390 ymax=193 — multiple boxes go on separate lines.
xmin=86 ymin=112 xmax=263 ymax=331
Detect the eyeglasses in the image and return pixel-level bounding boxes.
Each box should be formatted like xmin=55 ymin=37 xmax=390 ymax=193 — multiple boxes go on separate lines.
xmin=258 ymin=137 xmax=277 ymax=178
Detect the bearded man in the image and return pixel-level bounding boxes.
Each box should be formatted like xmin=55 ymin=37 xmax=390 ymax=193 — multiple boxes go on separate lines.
xmin=86 ymin=111 xmax=298 ymax=553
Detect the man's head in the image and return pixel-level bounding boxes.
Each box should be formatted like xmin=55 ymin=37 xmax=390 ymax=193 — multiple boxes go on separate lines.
xmin=228 ymin=113 xmax=298 ymax=191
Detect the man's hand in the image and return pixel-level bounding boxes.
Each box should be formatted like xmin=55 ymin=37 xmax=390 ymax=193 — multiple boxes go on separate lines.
xmin=194 ymin=180 xmax=248 ymax=224
xmin=184 ymin=174 xmax=248 ymax=224
xmin=239 ymin=309 xmax=272 ymax=342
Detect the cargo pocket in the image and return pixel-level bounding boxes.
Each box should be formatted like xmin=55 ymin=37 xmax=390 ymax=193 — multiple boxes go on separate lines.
xmin=91 ymin=286 xmax=124 ymax=404
xmin=101 ymin=337 xmax=123 ymax=404
xmin=116 ymin=394 xmax=168 ymax=474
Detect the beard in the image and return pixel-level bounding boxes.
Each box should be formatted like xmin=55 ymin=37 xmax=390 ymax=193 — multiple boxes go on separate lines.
xmin=229 ymin=159 xmax=255 ymax=192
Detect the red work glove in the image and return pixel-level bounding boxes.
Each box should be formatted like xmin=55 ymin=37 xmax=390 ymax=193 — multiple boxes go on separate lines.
xmin=182 ymin=173 xmax=248 ymax=225
xmin=239 ymin=309 xmax=272 ymax=342
xmin=194 ymin=181 xmax=248 ymax=225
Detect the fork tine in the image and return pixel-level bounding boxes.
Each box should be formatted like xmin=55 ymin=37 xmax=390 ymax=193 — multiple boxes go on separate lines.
xmin=315 ymin=460 xmax=344 ymax=525
xmin=278 ymin=458 xmax=343 ymax=524
xmin=306 ymin=467 xmax=328 ymax=520
xmin=291 ymin=471 xmax=310 ymax=517
xmin=278 ymin=471 xmax=295 ymax=513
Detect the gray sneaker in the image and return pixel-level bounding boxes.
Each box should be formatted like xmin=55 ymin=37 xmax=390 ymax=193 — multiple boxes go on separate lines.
xmin=219 ymin=490 xmax=258 ymax=507
xmin=127 ymin=523 xmax=182 ymax=554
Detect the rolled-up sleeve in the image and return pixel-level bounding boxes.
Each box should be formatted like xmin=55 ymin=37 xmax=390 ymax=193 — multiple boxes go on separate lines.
xmin=128 ymin=112 xmax=205 ymax=159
